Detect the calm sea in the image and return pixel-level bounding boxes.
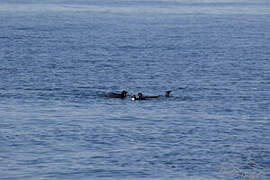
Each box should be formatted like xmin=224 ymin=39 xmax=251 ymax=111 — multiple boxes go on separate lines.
xmin=1 ymin=0 xmax=270 ymax=179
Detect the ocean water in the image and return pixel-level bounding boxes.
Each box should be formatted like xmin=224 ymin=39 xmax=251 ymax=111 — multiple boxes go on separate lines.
xmin=1 ymin=0 xmax=270 ymax=179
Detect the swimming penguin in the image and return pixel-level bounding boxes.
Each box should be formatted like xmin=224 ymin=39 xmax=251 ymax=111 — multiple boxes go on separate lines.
xmin=138 ymin=91 xmax=172 ymax=100
xmin=131 ymin=94 xmax=146 ymax=101
xmin=137 ymin=92 xmax=149 ymax=100
xmin=131 ymin=95 xmax=138 ymax=101
xmin=107 ymin=90 xmax=128 ymax=98
xmin=132 ymin=91 xmax=171 ymax=101
xmin=165 ymin=90 xmax=172 ymax=97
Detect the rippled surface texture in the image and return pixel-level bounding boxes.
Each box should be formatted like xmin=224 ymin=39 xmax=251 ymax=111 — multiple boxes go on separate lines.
xmin=1 ymin=0 xmax=270 ymax=179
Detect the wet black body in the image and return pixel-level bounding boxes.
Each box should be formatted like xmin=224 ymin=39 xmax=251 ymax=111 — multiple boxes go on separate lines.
xmin=107 ymin=90 xmax=128 ymax=98
xmin=134 ymin=91 xmax=171 ymax=101
xmin=138 ymin=93 xmax=158 ymax=100
xmin=131 ymin=94 xmax=147 ymax=101
xmin=131 ymin=95 xmax=139 ymax=101
xmin=136 ymin=91 xmax=172 ymax=100
xmin=165 ymin=91 xmax=172 ymax=97
xmin=143 ymin=95 xmax=160 ymax=99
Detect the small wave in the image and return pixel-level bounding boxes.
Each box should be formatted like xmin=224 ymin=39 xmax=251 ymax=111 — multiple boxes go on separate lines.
xmin=0 ymin=36 xmax=9 ymax=39
xmin=23 ymin=88 xmax=63 ymax=91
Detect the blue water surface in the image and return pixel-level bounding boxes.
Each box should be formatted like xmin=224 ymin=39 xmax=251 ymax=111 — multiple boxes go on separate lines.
xmin=1 ymin=0 xmax=270 ymax=179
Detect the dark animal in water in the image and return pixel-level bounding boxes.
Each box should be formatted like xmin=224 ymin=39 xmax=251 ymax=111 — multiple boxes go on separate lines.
xmin=107 ymin=90 xmax=128 ymax=99
xmin=165 ymin=90 xmax=171 ymax=97
xmin=133 ymin=91 xmax=172 ymax=100
xmin=131 ymin=95 xmax=138 ymax=101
